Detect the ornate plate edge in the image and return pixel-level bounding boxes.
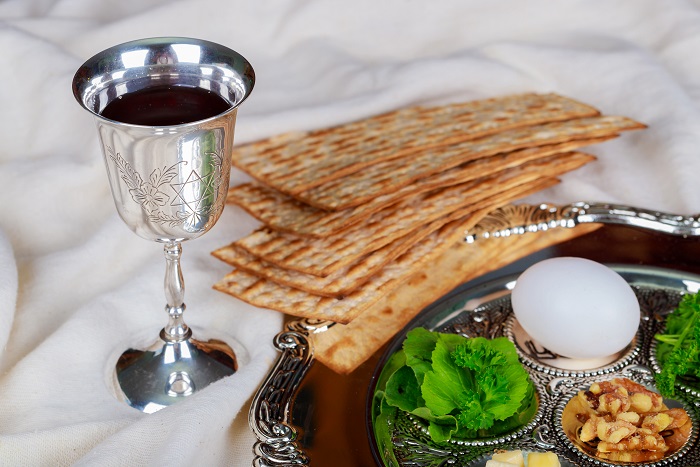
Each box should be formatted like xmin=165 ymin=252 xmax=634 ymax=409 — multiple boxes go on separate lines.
xmin=248 ymin=201 xmax=700 ymax=466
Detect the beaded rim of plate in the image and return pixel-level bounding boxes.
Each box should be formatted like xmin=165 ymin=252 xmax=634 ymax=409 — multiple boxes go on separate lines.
xmin=552 ymin=377 xmax=699 ymax=467
xmin=505 ymin=312 xmax=644 ymax=378
xmin=369 ymin=267 xmax=700 ymax=466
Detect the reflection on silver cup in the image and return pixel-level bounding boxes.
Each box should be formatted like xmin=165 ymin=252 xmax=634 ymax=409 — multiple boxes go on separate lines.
xmin=73 ymin=37 xmax=254 ymax=412
xmin=97 ymin=119 xmax=234 ymax=241
xmin=73 ymin=36 xmax=254 ymax=242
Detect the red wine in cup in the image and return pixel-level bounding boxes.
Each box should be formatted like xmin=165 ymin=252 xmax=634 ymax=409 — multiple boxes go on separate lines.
xmin=100 ymin=85 xmax=231 ymax=126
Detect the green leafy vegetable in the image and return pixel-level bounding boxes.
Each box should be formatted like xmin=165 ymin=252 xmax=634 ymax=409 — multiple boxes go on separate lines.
xmin=655 ymin=291 xmax=700 ymax=397
xmin=373 ymin=328 xmax=537 ymax=444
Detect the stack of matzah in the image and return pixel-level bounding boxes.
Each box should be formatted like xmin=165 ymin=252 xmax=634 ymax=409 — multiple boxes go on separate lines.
xmin=212 ymin=93 xmax=643 ymax=370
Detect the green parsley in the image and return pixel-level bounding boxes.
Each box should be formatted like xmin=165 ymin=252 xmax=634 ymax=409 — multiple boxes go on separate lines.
xmin=373 ymin=328 xmax=537 ymax=444
xmin=655 ymin=291 xmax=700 ymax=397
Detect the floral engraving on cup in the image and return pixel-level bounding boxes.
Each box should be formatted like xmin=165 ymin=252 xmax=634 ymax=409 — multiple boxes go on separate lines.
xmin=106 ymin=146 xmax=223 ymax=228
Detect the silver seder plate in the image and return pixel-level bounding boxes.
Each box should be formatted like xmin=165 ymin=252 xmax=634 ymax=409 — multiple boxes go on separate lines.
xmin=368 ymin=264 xmax=700 ymax=466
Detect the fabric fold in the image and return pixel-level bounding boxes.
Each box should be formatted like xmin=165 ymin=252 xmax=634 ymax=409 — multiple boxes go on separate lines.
xmin=2 ymin=1 xmax=700 ymax=466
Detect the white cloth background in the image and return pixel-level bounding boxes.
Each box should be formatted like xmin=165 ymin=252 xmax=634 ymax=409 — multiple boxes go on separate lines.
xmin=2 ymin=0 xmax=700 ymax=465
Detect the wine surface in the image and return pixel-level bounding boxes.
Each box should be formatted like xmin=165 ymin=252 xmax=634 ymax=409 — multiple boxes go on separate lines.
xmin=100 ymin=85 xmax=231 ymax=126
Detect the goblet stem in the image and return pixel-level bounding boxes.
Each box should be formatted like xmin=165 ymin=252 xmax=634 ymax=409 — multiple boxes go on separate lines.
xmin=113 ymin=239 xmax=238 ymax=412
xmin=162 ymin=241 xmax=192 ymax=343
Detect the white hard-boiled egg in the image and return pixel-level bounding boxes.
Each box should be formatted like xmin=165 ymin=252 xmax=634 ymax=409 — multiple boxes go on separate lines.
xmin=511 ymin=257 xmax=640 ymax=359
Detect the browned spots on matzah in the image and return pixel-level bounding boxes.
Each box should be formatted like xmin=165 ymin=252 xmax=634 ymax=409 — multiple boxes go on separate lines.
xmin=213 ymin=93 xmax=646 ymax=357
xmin=314 ymin=223 xmax=602 ymax=374
xmin=214 ymin=176 xmax=560 ymax=324
xmin=227 ymin=136 xmax=613 ymax=237
xmin=231 ymin=93 xmax=600 ymax=194
xmin=293 ymin=115 xmax=643 ymax=210
xmin=214 ymin=212 xmax=489 ymax=324
xmin=213 ymin=176 xmax=559 ymax=297
xmin=232 ymin=152 xmax=595 ymax=277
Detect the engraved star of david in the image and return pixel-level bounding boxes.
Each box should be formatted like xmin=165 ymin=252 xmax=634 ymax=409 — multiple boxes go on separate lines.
xmin=169 ymin=166 xmax=220 ymax=225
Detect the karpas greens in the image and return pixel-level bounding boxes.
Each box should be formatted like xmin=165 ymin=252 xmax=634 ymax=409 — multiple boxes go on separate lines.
xmin=372 ymin=328 xmax=537 ymax=446
xmin=655 ymin=290 xmax=700 ymax=397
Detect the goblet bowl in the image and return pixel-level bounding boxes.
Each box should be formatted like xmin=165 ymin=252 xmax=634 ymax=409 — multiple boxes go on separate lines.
xmin=73 ymin=36 xmax=255 ymax=242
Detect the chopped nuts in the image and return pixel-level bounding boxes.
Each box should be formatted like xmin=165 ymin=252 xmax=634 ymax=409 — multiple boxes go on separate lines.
xmin=563 ymin=378 xmax=692 ymax=463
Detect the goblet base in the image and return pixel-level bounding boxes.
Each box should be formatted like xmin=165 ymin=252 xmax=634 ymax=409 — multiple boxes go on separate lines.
xmin=115 ymin=336 xmax=237 ymax=413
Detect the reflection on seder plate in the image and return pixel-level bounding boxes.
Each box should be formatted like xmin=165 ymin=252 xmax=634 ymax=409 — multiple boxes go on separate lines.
xmin=368 ymin=264 xmax=699 ymax=466
xmin=287 ymin=222 xmax=700 ymax=467
xmin=508 ymin=317 xmax=639 ymax=372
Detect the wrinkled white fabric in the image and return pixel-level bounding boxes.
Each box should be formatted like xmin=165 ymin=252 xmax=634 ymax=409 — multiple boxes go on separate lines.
xmin=2 ymin=0 xmax=700 ymax=465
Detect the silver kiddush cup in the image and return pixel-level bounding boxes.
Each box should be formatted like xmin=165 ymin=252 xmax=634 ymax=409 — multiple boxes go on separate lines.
xmin=73 ymin=37 xmax=254 ymax=413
